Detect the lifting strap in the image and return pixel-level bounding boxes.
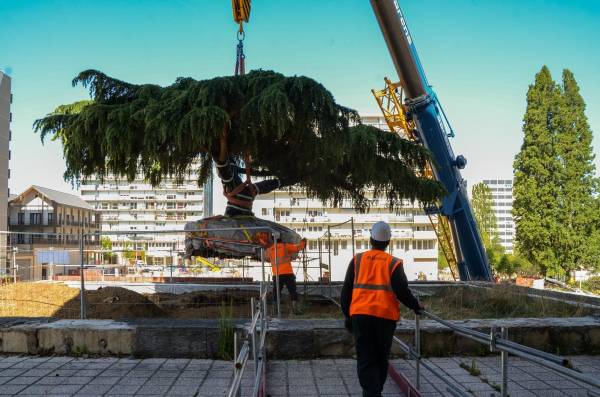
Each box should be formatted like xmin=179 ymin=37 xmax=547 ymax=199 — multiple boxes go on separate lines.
xmin=223 ymin=153 xmax=257 ymax=209
xmin=232 ymin=0 xmax=250 ymax=76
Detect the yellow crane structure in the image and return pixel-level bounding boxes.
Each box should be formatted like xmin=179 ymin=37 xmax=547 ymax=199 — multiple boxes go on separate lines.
xmin=372 ymin=79 xmax=460 ymax=280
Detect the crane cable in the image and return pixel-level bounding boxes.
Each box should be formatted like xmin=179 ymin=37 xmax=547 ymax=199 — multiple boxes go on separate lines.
xmin=232 ymin=0 xmax=250 ymax=76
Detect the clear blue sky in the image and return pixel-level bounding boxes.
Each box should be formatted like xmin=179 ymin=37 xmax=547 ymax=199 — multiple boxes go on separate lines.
xmin=2 ymin=0 xmax=599 ymax=195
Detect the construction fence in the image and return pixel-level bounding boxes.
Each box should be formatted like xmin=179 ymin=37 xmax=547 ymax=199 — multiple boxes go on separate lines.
xmin=0 ymin=229 xmax=340 ymax=321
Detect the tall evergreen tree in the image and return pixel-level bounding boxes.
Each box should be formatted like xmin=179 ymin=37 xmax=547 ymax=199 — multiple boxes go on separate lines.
xmin=513 ymin=66 xmax=563 ymax=277
xmin=471 ymin=182 xmax=504 ymax=271
xmin=555 ymin=70 xmax=600 ymax=272
xmin=514 ymin=67 xmax=600 ymax=277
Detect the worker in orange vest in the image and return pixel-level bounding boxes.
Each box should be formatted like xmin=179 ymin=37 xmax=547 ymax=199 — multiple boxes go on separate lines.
xmin=341 ymin=221 xmax=423 ymax=397
xmin=266 ymin=238 xmax=306 ymax=313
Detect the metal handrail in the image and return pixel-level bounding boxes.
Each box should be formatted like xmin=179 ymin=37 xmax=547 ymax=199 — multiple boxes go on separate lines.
xmin=392 ymin=335 xmax=470 ymax=396
xmin=228 ymin=281 xmax=269 ymax=397
xmin=418 ymin=310 xmax=600 ymax=394
xmin=228 ymin=340 xmax=250 ymax=397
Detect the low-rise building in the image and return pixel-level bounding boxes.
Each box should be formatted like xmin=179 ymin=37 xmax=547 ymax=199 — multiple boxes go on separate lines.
xmin=8 ymin=186 xmax=100 ymax=281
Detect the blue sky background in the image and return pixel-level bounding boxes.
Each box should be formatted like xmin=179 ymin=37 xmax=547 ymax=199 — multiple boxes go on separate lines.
xmin=2 ymin=0 xmax=599 ymax=195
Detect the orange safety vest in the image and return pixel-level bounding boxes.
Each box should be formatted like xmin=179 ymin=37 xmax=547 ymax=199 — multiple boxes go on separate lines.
xmin=349 ymin=250 xmax=403 ymax=321
xmin=266 ymin=241 xmax=305 ymax=276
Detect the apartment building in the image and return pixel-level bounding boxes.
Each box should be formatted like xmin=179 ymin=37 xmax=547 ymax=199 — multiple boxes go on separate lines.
xmin=482 ymin=179 xmax=514 ymax=253
xmin=80 ymin=175 xmax=204 ymax=265
xmin=8 ymin=186 xmax=100 ymax=280
xmin=251 ymin=114 xmax=439 ymax=281
xmin=0 ymin=72 xmax=12 ymax=274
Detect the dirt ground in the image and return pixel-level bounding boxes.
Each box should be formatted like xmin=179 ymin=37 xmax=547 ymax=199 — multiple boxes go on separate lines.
xmin=0 ymin=282 xmax=596 ymax=320
xmin=0 ymin=283 xmax=335 ymax=320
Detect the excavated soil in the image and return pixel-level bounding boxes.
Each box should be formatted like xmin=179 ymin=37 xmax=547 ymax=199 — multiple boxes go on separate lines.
xmin=2 ymin=282 xmax=594 ymax=320
xmin=0 ymin=283 xmax=335 ymax=319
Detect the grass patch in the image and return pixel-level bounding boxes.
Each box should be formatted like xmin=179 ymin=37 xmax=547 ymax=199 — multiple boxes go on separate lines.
xmin=217 ymin=299 xmax=234 ymax=360
xmin=402 ymin=284 xmax=597 ymax=320
xmin=460 ymin=359 xmax=481 ymax=377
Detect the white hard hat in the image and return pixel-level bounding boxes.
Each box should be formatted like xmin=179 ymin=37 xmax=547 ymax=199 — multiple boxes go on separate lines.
xmin=371 ymin=221 xmax=391 ymax=242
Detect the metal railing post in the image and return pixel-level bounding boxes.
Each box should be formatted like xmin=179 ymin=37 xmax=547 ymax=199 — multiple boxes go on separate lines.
xmin=351 ymin=217 xmax=355 ymax=258
xmin=79 ymin=232 xmax=86 ymax=319
xmin=233 ymin=331 xmax=241 ymax=397
xmin=251 ymin=297 xmax=258 ymax=373
xmin=501 ymin=327 xmax=508 ymax=397
xmin=415 ymin=314 xmax=421 ymax=390
xmin=318 ymin=239 xmax=323 ymax=285
xmin=327 ymin=226 xmax=332 ymax=298
xmin=12 ymin=248 xmax=17 ymax=284
xmin=261 ymin=248 xmax=265 ymax=284
xmin=273 ymin=232 xmax=281 ymax=319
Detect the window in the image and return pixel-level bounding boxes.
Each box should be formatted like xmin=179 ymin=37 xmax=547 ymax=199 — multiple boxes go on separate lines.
xmin=333 ymin=241 xmax=339 ymax=256
xmin=66 ymin=214 xmax=71 ymax=225
xmin=166 ymin=194 xmax=176 ymax=200
xmin=356 ymin=241 xmax=362 ymax=250
xmin=58 ymin=213 xmax=63 ymax=225
xmin=129 ymin=203 xmax=137 ymax=210
xmin=111 ymin=203 xmax=118 ymax=209
xmin=341 ymin=241 xmax=347 ymax=250
xmin=309 ymin=241 xmax=317 ymax=250
xmin=48 ymin=213 xmax=54 ymax=225
xmin=101 ymin=203 xmax=109 ymax=210
xmin=17 ymin=212 xmax=24 ymax=225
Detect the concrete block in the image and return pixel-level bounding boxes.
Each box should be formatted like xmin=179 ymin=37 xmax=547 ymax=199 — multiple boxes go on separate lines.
xmin=36 ymin=320 xmax=134 ymax=356
xmin=0 ymin=329 xmax=35 ymax=354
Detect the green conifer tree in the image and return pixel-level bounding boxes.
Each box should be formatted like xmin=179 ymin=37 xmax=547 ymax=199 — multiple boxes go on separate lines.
xmin=513 ymin=66 xmax=563 ymax=277
xmin=471 ymin=182 xmax=504 ymax=271
xmin=555 ymin=70 xmax=600 ymax=273
xmin=34 ymin=69 xmax=445 ymax=212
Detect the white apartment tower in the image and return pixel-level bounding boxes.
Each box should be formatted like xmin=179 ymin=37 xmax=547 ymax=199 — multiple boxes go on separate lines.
xmin=0 ymin=72 xmax=12 ymax=273
xmin=482 ymin=179 xmax=514 ymax=253
xmin=80 ymin=174 xmax=204 ymax=265
xmin=253 ymin=114 xmax=439 ymax=281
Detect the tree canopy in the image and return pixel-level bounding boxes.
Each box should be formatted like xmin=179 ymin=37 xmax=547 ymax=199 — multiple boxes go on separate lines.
xmin=35 ymin=69 xmax=444 ymax=211
xmin=513 ymin=66 xmax=599 ymax=277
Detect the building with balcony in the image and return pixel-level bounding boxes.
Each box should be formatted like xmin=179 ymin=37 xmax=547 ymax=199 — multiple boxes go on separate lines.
xmin=79 ymin=175 xmax=204 ymax=265
xmin=8 ymin=186 xmax=100 ymax=280
xmin=0 ymin=72 xmax=11 ymax=274
xmin=482 ymin=179 xmax=514 ymax=253
xmin=250 ymin=114 xmax=439 ymax=282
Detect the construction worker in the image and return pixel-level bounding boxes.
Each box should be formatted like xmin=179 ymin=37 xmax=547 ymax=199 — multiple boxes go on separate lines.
xmin=341 ymin=221 xmax=423 ymax=397
xmin=213 ymin=133 xmax=296 ymax=217
xmin=266 ymin=238 xmax=306 ymax=313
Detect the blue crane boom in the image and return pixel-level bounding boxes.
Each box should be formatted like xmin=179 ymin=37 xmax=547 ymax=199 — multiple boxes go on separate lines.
xmin=370 ymin=0 xmax=493 ymax=281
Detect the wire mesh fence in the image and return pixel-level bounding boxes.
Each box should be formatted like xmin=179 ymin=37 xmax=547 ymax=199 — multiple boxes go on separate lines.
xmin=0 ymin=229 xmax=342 ymax=321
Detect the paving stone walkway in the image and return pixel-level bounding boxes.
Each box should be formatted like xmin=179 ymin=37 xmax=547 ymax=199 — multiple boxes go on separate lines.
xmin=0 ymin=355 xmax=598 ymax=396
xmin=265 ymin=356 xmax=600 ymax=397
xmin=0 ymin=356 xmax=231 ymax=396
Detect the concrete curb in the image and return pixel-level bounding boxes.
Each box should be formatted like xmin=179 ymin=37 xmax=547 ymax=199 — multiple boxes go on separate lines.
xmin=0 ymin=316 xmax=598 ymax=359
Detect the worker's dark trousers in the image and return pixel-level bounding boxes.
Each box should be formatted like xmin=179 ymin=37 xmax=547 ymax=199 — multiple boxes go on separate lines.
xmin=272 ymin=274 xmax=298 ymax=301
xmin=352 ymin=315 xmax=397 ymax=397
